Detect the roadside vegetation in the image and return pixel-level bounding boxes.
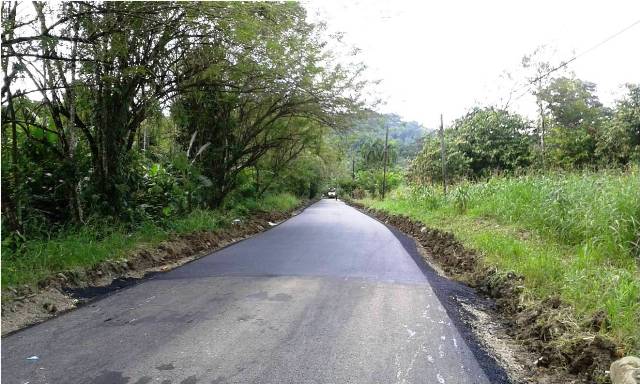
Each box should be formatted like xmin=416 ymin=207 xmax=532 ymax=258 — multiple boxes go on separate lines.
xmin=2 ymin=193 xmax=300 ymax=288
xmin=2 ymin=1 xmax=639 ymax=378
xmin=350 ymin=59 xmax=640 ymax=358
xmin=1 ymin=3 xmax=365 ymax=289
xmin=362 ymin=170 xmax=640 ymax=352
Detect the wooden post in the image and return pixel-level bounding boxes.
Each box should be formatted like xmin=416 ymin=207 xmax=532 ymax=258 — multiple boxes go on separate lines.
xmin=440 ymin=114 xmax=447 ymax=196
xmin=381 ymin=122 xmax=389 ymax=199
xmin=538 ymin=86 xmax=545 ymax=169
xmin=352 ymin=155 xmax=355 ymax=181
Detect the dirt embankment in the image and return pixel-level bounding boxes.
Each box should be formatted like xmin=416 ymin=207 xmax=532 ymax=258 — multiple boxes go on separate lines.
xmin=1 ymin=204 xmax=311 ymax=336
xmin=350 ymin=201 xmax=623 ymax=384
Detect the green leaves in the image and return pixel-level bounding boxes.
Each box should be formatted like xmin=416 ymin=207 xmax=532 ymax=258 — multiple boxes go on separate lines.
xmin=595 ymin=84 xmax=640 ymax=165
xmin=538 ymin=77 xmax=605 ymax=168
xmin=410 ymin=107 xmax=531 ymax=183
xmin=2 ymin=1 xmax=366 ymax=238
xmin=170 ymin=2 xmax=366 ymax=206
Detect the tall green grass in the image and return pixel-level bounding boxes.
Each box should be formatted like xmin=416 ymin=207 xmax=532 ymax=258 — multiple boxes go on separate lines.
xmin=259 ymin=192 xmax=300 ymax=213
xmin=2 ymin=193 xmax=301 ymax=289
xmin=362 ymin=169 xmax=640 ymax=351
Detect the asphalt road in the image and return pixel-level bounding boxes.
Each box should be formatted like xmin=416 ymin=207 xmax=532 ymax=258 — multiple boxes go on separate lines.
xmin=2 ymin=200 xmax=504 ymax=384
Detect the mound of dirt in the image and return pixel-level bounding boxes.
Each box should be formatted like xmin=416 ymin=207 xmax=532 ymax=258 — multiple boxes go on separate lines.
xmin=1 ymin=203 xmax=310 ymax=336
xmin=349 ymin=201 xmax=621 ymax=383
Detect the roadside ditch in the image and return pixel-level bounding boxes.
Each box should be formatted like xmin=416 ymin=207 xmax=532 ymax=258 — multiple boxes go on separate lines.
xmin=349 ymin=200 xmax=623 ymax=384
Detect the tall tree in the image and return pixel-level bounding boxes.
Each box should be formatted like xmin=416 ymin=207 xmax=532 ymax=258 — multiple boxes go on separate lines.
xmin=410 ymin=107 xmax=531 ymax=183
xmin=1 ymin=1 xmax=22 ymax=230
xmin=172 ymin=3 xmax=364 ymax=207
xmin=539 ymin=77 xmax=606 ymax=168
xmin=452 ymin=107 xmax=532 ymax=177
xmin=1 ymin=2 xmax=269 ymax=215
xmin=596 ymin=84 xmax=640 ymax=165
xmin=520 ymin=46 xmax=573 ymax=168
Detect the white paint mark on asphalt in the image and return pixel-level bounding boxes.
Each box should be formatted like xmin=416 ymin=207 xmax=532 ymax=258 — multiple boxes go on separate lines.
xmin=394 ymin=353 xmax=402 ymax=382
xmin=437 ymin=373 xmax=446 ymax=383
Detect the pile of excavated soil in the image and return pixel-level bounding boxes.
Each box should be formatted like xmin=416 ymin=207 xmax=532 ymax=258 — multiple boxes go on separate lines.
xmin=350 ymin=202 xmax=623 ymax=384
xmin=1 ymin=205 xmax=308 ymax=335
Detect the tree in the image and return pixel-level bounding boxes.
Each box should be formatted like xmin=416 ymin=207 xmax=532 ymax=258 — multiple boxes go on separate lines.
xmin=596 ymin=84 xmax=640 ymax=165
xmin=521 ymin=46 xmax=568 ymax=167
xmin=347 ymin=111 xmax=425 ymax=166
xmin=77 ymin=2 xmax=209 ymax=214
xmin=538 ymin=77 xmax=606 ymax=168
xmin=409 ymin=132 xmax=471 ymax=185
xmin=171 ymin=2 xmax=364 ymax=207
xmin=1 ymin=2 xmax=261 ymax=216
xmin=453 ymin=107 xmax=532 ymax=176
xmin=253 ymin=119 xmax=325 ymax=198
xmin=1 ymin=1 xmax=367 ymax=240
xmin=1 ymin=1 xmax=23 ymax=231
xmin=409 ymin=107 xmax=531 ymax=183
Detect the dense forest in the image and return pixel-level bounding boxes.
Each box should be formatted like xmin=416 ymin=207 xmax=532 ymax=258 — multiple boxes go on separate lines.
xmin=1 ymin=2 xmax=367 ymax=246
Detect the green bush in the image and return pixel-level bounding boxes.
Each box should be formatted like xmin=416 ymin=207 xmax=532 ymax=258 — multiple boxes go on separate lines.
xmin=259 ymin=193 xmax=300 ymax=212
xmin=354 ymin=169 xmax=402 ymax=197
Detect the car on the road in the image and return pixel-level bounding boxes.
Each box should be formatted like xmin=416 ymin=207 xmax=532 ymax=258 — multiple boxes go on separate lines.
xmin=326 ymin=188 xmax=337 ymax=199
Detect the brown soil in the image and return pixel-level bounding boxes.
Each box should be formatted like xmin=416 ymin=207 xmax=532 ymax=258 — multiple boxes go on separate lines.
xmin=350 ymin=201 xmax=621 ymax=384
xmin=1 ymin=204 xmax=311 ymax=336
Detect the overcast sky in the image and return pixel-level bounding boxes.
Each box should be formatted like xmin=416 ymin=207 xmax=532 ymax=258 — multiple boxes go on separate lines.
xmin=304 ymin=0 xmax=640 ymax=128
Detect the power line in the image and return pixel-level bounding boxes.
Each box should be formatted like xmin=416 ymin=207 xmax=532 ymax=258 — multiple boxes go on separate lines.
xmin=509 ymin=18 xmax=640 ymax=102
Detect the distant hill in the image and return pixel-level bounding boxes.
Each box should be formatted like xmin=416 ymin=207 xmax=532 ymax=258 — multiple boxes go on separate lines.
xmin=348 ymin=112 xmax=430 ymax=167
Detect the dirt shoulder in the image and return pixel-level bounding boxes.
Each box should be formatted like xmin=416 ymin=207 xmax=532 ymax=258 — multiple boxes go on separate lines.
xmin=349 ymin=200 xmax=622 ymax=384
xmin=1 ymin=201 xmax=314 ymax=336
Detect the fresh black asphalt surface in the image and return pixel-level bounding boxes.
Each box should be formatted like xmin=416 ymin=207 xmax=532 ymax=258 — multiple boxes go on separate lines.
xmin=2 ymin=200 xmax=508 ymax=384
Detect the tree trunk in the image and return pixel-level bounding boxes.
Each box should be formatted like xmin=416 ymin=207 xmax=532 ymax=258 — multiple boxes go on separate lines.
xmin=96 ymin=90 xmax=131 ymax=214
xmin=537 ymin=80 xmax=546 ymax=170
xmin=66 ymin=2 xmax=83 ymax=223
xmin=7 ymin=88 xmax=22 ymax=231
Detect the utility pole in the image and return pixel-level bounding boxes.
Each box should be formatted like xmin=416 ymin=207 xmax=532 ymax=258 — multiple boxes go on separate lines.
xmin=381 ymin=122 xmax=389 ymax=199
xmin=537 ymin=82 xmax=546 ymax=169
xmin=440 ymin=114 xmax=447 ymax=196
xmin=352 ymin=154 xmax=355 ymax=182
xmin=351 ymin=153 xmax=355 ymax=198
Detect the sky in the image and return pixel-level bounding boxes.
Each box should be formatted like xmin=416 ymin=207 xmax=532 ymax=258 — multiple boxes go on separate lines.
xmin=303 ymin=0 xmax=640 ymax=128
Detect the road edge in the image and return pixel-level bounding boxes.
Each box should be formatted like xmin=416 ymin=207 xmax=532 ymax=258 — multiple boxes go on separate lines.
xmin=344 ymin=199 xmax=614 ymax=384
xmin=1 ymin=199 xmax=319 ymax=337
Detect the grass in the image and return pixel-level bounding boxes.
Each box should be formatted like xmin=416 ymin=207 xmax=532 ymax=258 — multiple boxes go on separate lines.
xmin=1 ymin=193 xmax=302 ymax=289
xmin=360 ymin=169 xmax=640 ymax=352
xmin=257 ymin=192 xmax=301 ymax=213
